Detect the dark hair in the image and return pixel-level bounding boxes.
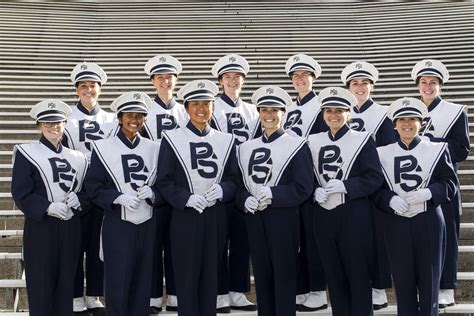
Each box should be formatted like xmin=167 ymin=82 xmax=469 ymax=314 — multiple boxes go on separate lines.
xmin=218 ymin=72 xmax=245 ymax=82
xmin=393 ymin=116 xmax=422 ymax=126
xmin=75 ymin=81 xmax=101 ymax=88
xmin=345 ymin=78 xmax=374 ymax=88
xmin=184 ymin=100 xmax=214 ymax=109
xmin=257 ymin=106 xmax=286 ymax=113
xmin=117 ymin=112 xmax=147 ymax=120
xmin=150 ymin=73 xmax=178 ymax=80
xmin=415 ymin=76 xmax=442 ymax=86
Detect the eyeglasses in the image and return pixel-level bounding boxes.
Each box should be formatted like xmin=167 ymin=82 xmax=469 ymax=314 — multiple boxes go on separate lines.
xmin=291 ymin=72 xmax=312 ymax=80
xmin=42 ymin=121 xmax=65 ymax=128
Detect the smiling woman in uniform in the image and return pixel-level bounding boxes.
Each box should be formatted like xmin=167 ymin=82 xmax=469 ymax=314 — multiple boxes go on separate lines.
xmin=11 ymin=100 xmax=87 ymax=316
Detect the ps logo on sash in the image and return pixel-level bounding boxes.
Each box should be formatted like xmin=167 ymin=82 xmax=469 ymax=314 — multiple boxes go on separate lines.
xmin=226 ymin=113 xmax=249 ymax=145
xmin=122 ymin=154 xmax=148 ymax=191
xmin=79 ymin=120 xmax=104 ymax=150
xmin=156 ymin=114 xmax=178 ymax=139
xmin=248 ymin=148 xmax=272 ymax=184
xmin=349 ymin=118 xmax=365 ymax=132
xmin=394 ymin=155 xmax=423 ymax=191
xmin=420 ymin=117 xmax=434 ymax=138
xmin=284 ymin=110 xmax=303 ymax=136
xmin=190 ymin=143 xmax=218 ymax=178
xmin=318 ymin=145 xmax=343 ymax=182
xmin=48 ymin=157 xmax=77 ymax=192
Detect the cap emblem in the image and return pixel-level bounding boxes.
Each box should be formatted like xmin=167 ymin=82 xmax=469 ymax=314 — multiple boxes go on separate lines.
xmin=425 ymin=60 xmax=432 ymax=67
xmin=80 ymin=64 xmax=88 ymax=70
xmin=355 ymin=63 xmax=363 ymax=69
xmin=229 ymin=56 xmax=236 ymax=62
xmin=133 ymin=93 xmax=142 ymax=100
xmin=197 ymin=82 xmax=205 ymax=89
xmin=159 ymin=56 xmax=166 ymax=62
xmin=48 ymin=102 xmax=56 ymax=108
xmin=266 ymin=87 xmax=274 ymax=94
xmin=330 ymin=88 xmax=338 ymax=96
xmin=402 ymin=99 xmax=410 ymax=106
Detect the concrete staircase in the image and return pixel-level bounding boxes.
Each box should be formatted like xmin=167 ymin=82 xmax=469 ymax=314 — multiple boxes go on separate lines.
xmin=0 ymin=0 xmax=473 ymax=314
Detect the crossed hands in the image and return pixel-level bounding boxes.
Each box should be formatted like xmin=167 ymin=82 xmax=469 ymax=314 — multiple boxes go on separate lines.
xmin=245 ymin=186 xmax=273 ymax=214
xmin=389 ymin=189 xmax=432 ymax=218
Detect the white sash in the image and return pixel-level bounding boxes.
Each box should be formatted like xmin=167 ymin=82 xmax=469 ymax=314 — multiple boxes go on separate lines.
xmin=14 ymin=142 xmax=88 ymax=205
xmin=212 ymin=97 xmax=260 ymax=145
xmin=238 ymin=133 xmax=306 ymax=197
xmin=143 ymin=101 xmax=188 ymax=142
xmin=64 ymin=107 xmax=117 ymax=153
xmin=308 ymin=130 xmax=371 ymax=210
xmin=163 ymin=128 xmax=234 ymax=196
xmin=423 ymin=100 xmax=465 ymax=138
xmin=283 ymin=97 xmax=322 ymax=138
xmin=92 ymin=137 xmax=160 ymax=224
xmin=377 ymin=140 xmax=447 ymax=213
xmin=350 ymin=102 xmax=388 ymax=140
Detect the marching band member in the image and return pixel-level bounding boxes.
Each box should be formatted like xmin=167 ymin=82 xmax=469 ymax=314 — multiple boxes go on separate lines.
xmin=308 ymin=87 xmax=383 ymax=316
xmin=64 ymin=62 xmax=115 ymax=315
xmin=411 ymin=59 xmax=470 ymax=308
xmin=374 ymin=97 xmax=458 ymax=316
xmin=85 ymin=92 xmax=161 ymax=316
xmin=11 ymin=100 xmax=87 ymax=316
xmin=283 ymin=54 xmax=328 ymax=311
xmin=155 ymin=80 xmax=238 ymax=316
xmin=144 ymin=54 xmax=188 ymax=313
xmin=211 ymin=54 xmax=259 ymax=312
xmin=237 ymin=85 xmax=313 ymax=316
xmin=341 ymin=61 xmax=396 ymax=310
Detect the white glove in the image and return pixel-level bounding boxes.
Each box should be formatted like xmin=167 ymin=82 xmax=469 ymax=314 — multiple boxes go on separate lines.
xmin=47 ymin=202 xmax=68 ymax=220
xmin=256 ymin=186 xmax=272 ymax=201
xmin=205 ymin=184 xmax=223 ymax=202
xmin=186 ymin=194 xmax=207 ymax=213
xmin=245 ymin=196 xmax=259 ymax=214
xmin=257 ymin=198 xmax=272 ymax=210
xmin=405 ymin=188 xmax=432 ymax=205
xmin=389 ymin=195 xmax=409 ymax=215
xmin=63 ymin=208 xmax=75 ymax=221
xmin=400 ymin=209 xmax=425 ymax=218
xmin=113 ymin=194 xmax=140 ymax=210
xmin=325 ymin=179 xmax=347 ymax=194
xmin=314 ymin=187 xmax=328 ymax=204
xmin=65 ymin=192 xmax=81 ymax=210
xmin=137 ymin=185 xmax=155 ymax=200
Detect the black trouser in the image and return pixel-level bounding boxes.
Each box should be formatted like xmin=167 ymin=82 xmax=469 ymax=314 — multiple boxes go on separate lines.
xmin=385 ymin=208 xmax=445 ymax=316
xmin=246 ymin=207 xmax=299 ymax=316
xmin=439 ymin=194 xmax=460 ymax=289
xmin=24 ymin=215 xmax=81 ymax=316
xmin=102 ymin=213 xmax=156 ymax=316
xmin=218 ymin=203 xmax=251 ymax=295
xmin=371 ymin=205 xmax=392 ymax=290
xmin=73 ymin=207 xmax=104 ymax=298
xmin=171 ymin=206 xmax=218 ymax=316
xmin=296 ymin=201 xmax=326 ymax=295
xmin=313 ymin=201 xmax=373 ymax=316
xmin=151 ymin=203 xmax=176 ymax=300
